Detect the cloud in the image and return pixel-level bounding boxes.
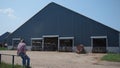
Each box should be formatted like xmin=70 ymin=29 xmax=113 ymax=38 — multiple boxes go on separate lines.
xmin=0 ymin=8 xmax=17 ymax=19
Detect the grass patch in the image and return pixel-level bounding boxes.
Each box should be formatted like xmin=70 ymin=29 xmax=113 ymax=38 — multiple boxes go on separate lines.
xmin=101 ymin=53 xmax=120 ymax=62
xmin=0 ymin=62 xmax=23 ymax=68
xmin=0 ymin=47 xmax=7 ymax=50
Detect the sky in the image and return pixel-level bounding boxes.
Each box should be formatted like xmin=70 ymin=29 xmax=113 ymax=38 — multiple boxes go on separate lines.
xmin=0 ymin=0 xmax=120 ymax=35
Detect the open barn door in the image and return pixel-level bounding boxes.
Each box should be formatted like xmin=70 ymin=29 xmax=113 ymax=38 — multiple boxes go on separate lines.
xmin=91 ymin=36 xmax=107 ymax=53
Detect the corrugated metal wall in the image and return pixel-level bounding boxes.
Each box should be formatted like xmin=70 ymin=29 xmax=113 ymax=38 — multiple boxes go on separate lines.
xmin=7 ymin=2 xmax=119 ymax=48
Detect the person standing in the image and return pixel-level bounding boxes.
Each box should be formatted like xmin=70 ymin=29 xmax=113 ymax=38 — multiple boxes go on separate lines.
xmin=17 ymin=39 xmax=30 ymax=68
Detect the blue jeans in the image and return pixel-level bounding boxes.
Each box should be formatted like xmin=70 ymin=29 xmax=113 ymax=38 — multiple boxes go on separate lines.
xmin=19 ymin=52 xmax=30 ymax=67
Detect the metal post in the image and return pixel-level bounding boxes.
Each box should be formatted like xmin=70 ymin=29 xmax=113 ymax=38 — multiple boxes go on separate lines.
xmin=58 ymin=37 xmax=59 ymax=51
xmin=12 ymin=55 xmax=14 ymax=68
xmin=0 ymin=54 xmax=1 ymax=64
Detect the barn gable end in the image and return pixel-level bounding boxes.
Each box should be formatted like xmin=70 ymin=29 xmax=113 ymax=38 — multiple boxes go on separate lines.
xmin=7 ymin=2 xmax=120 ymax=53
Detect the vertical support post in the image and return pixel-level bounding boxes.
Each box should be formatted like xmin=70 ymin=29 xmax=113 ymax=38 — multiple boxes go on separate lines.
xmin=42 ymin=38 xmax=44 ymax=51
xmin=12 ymin=55 xmax=14 ymax=68
xmin=72 ymin=38 xmax=74 ymax=52
xmin=58 ymin=37 xmax=59 ymax=51
xmin=0 ymin=54 xmax=1 ymax=64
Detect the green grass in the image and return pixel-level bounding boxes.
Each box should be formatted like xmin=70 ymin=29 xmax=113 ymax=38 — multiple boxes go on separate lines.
xmin=0 ymin=62 xmax=23 ymax=68
xmin=101 ymin=53 xmax=120 ymax=62
xmin=0 ymin=47 xmax=7 ymax=50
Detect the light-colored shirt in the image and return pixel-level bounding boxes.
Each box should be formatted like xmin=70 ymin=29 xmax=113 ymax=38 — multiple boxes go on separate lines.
xmin=17 ymin=42 xmax=26 ymax=55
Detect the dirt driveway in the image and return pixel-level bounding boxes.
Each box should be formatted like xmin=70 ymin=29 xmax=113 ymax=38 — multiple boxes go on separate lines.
xmin=0 ymin=50 xmax=120 ymax=68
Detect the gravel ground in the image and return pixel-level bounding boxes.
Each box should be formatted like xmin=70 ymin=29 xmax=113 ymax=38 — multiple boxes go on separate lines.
xmin=0 ymin=50 xmax=120 ymax=68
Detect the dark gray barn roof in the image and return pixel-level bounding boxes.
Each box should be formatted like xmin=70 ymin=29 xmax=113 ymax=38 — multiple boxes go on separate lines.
xmin=12 ymin=2 xmax=119 ymax=34
xmin=0 ymin=32 xmax=10 ymax=43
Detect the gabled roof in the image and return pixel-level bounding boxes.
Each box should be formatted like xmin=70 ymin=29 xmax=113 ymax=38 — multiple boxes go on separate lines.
xmin=47 ymin=2 xmax=119 ymax=32
xmin=0 ymin=32 xmax=11 ymax=42
xmin=10 ymin=2 xmax=119 ymax=36
xmin=30 ymin=2 xmax=119 ymax=32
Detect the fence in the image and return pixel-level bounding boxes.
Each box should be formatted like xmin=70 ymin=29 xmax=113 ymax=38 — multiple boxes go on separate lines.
xmin=0 ymin=54 xmax=19 ymax=68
